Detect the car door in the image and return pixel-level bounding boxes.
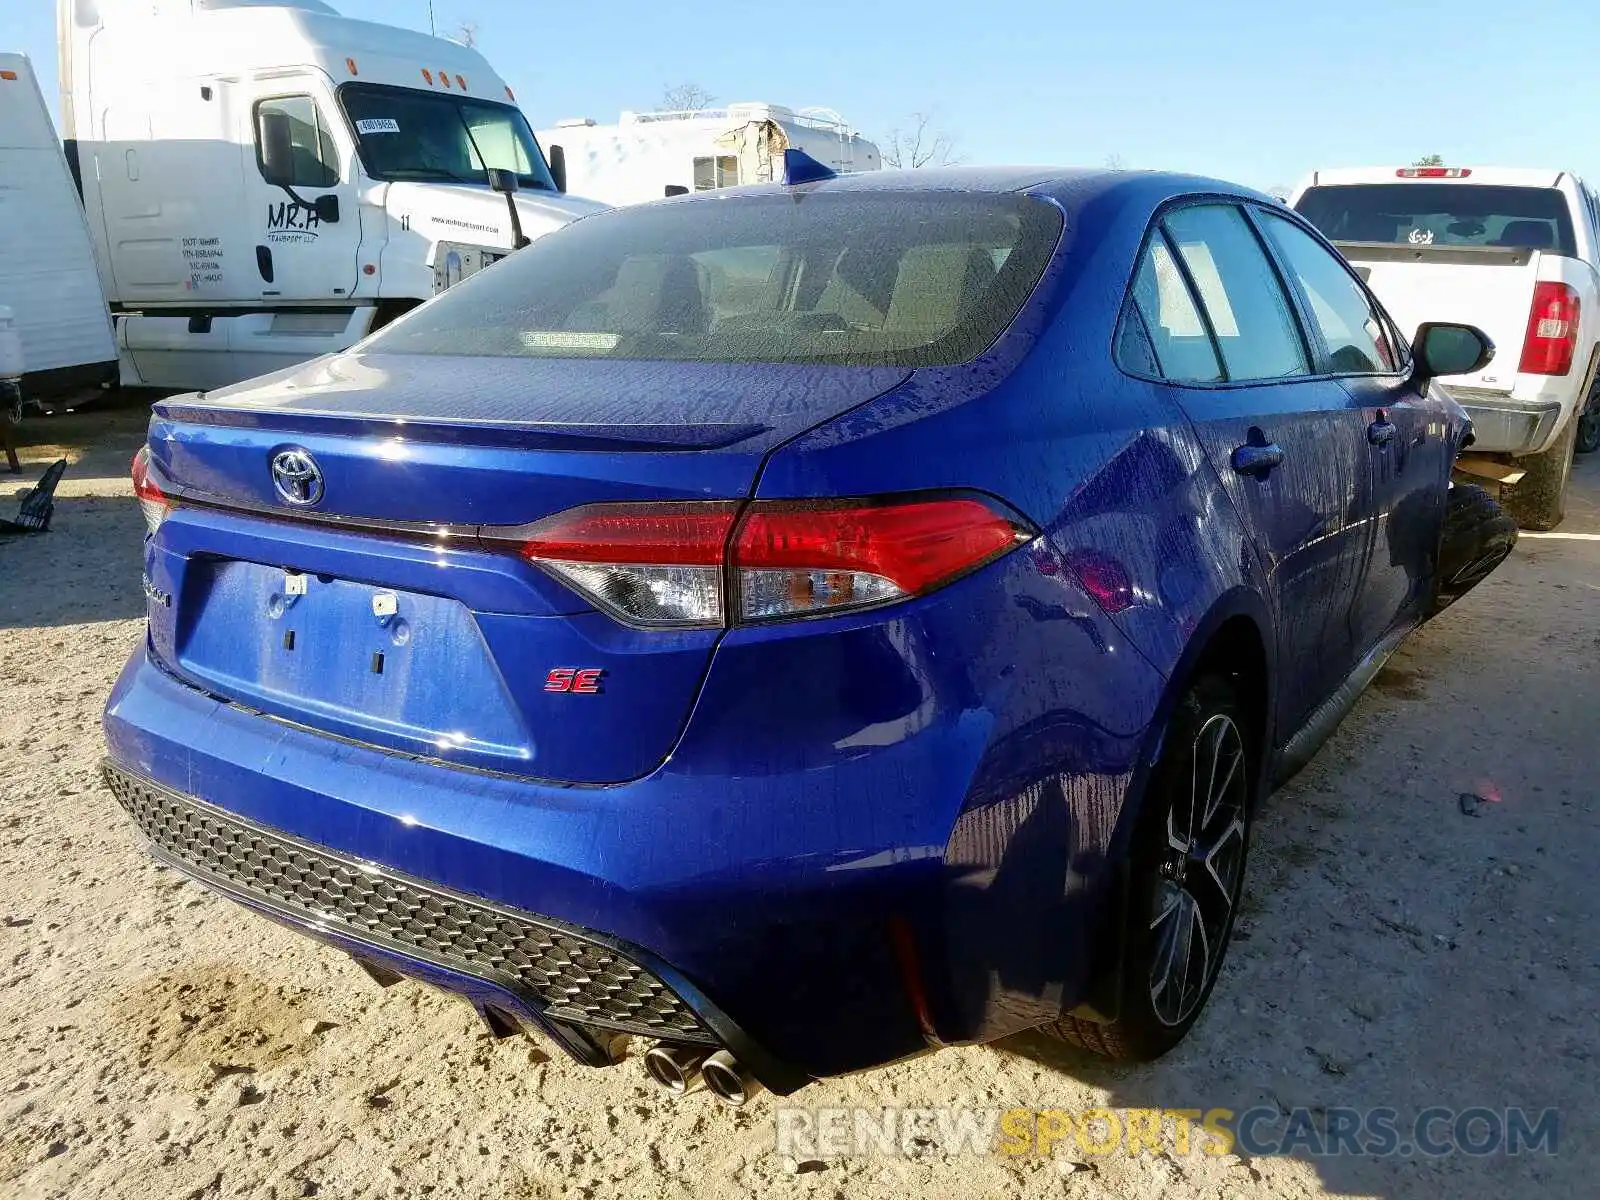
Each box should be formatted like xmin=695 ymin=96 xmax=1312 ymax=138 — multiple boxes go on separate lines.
xmin=1129 ymin=201 xmax=1374 ymax=736
xmin=1254 ymin=208 xmax=1453 ymax=654
xmin=240 ymin=85 xmax=362 ymax=302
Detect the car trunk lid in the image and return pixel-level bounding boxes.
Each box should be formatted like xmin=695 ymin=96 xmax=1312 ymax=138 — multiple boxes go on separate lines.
xmin=142 ymin=352 xmax=909 ymax=783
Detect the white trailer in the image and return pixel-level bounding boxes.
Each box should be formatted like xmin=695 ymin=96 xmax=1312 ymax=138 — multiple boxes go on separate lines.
xmin=0 ymin=52 xmax=118 ymax=402
xmin=538 ymin=103 xmax=880 ymax=207
xmin=58 ymin=0 xmax=603 ymax=392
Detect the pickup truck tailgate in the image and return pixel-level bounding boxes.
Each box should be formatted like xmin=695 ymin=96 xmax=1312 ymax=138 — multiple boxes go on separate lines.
xmin=1335 ymin=242 xmax=1538 ymax=393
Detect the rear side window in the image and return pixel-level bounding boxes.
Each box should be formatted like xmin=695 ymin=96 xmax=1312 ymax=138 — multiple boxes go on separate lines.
xmin=1258 ymin=212 xmax=1398 ymax=375
xmin=1160 ymin=205 xmax=1310 ymax=382
xmin=1295 ymin=184 xmax=1578 ymax=257
xmin=364 ymin=192 xmax=1063 ymax=367
xmin=1125 ymin=240 xmax=1222 ymax=383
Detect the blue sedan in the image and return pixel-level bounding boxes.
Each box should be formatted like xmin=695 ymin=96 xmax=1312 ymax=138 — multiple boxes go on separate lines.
xmin=105 ymin=162 xmax=1503 ymax=1103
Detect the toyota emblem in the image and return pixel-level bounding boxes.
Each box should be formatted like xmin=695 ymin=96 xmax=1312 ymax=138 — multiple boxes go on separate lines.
xmin=270 ymin=448 xmax=324 ymax=506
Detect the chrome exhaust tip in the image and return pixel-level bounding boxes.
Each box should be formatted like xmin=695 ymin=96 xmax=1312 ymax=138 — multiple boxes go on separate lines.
xmin=642 ymin=1045 xmax=709 ymax=1095
xmin=700 ymin=1049 xmax=764 ymax=1107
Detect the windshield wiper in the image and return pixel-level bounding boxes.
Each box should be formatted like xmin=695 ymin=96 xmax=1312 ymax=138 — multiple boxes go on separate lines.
xmin=383 ymin=166 xmax=483 ymax=184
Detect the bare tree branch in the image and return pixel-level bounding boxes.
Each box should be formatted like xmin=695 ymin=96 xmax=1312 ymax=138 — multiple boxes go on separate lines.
xmin=448 ymin=18 xmax=479 ymax=48
xmin=661 ymin=83 xmax=717 ymax=112
xmin=1104 ymin=153 xmax=1127 ymax=171
xmin=881 ymin=111 xmax=961 ymax=169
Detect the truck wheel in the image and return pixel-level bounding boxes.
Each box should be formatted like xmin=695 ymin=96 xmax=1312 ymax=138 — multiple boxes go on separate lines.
xmin=1577 ymin=395 xmax=1600 ymax=455
xmin=1500 ymin=414 xmax=1578 ymax=531
xmin=1429 ymin=484 xmax=1518 ymax=617
xmin=1043 ymin=676 xmax=1252 ymax=1061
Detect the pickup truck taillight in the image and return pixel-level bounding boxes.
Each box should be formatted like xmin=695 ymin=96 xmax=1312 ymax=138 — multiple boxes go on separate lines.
xmin=1519 ymin=282 xmax=1581 ymax=376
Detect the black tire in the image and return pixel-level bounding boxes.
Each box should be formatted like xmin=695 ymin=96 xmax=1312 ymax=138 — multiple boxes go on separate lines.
xmin=1428 ymin=483 xmax=1518 ymax=617
xmin=1043 ymin=675 xmax=1253 ymax=1061
xmin=1500 ymin=414 xmax=1578 ymax=531
xmin=1577 ymin=407 xmax=1600 ymax=455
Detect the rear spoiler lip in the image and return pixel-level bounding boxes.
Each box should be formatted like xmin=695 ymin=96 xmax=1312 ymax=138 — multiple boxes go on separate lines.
xmin=150 ymin=401 xmax=771 ymax=453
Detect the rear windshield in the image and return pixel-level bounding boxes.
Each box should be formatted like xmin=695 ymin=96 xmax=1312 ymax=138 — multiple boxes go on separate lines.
xmin=363 ymin=192 xmax=1063 ymax=367
xmin=1295 ymin=184 xmax=1577 ymax=257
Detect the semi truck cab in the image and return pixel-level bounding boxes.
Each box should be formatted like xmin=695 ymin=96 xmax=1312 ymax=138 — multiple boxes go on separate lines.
xmin=59 ymin=0 xmax=604 ymax=390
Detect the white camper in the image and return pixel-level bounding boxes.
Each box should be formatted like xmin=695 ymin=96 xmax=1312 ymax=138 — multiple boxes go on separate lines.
xmin=0 ymin=52 xmax=118 ymax=401
xmin=539 ymin=104 xmax=881 ymax=207
xmin=58 ymin=0 xmax=603 ymax=391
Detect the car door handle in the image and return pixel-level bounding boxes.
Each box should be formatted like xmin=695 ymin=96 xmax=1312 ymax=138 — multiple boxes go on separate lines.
xmin=1231 ymin=442 xmax=1285 ymax=477
xmin=1368 ymin=418 xmax=1397 ymax=446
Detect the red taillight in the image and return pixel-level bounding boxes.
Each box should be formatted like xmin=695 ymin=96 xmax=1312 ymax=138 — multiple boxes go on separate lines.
xmin=1395 ymin=167 xmax=1471 ymax=179
xmin=1518 ymin=282 xmax=1580 ymax=376
xmin=733 ymin=498 xmax=1027 ymax=622
xmin=512 ymin=496 xmax=1032 ymax=628
xmin=131 ymin=446 xmax=173 ymax=533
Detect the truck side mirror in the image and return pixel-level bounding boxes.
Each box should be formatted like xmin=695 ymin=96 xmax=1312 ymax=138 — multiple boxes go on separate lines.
xmin=486 ymin=169 xmax=529 ymax=250
xmin=314 ymin=195 xmax=340 ymax=224
xmin=260 ymin=109 xmax=296 ymax=189
xmin=547 ymin=144 xmax=567 ymax=194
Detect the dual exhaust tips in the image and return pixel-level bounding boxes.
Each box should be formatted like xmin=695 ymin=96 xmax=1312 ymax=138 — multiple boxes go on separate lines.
xmin=642 ymin=1045 xmax=763 ymax=1107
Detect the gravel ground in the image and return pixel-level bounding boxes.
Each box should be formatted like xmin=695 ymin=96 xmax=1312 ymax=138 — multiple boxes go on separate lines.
xmin=2 ymin=444 xmax=1596 ymax=1200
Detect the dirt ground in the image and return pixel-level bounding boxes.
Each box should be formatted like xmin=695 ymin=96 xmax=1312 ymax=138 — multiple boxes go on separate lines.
xmin=1 ymin=404 xmax=1596 ymax=1199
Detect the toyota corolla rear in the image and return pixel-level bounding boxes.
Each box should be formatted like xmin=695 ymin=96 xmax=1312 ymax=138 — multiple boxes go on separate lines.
xmin=102 ymin=175 xmax=1168 ymax=1095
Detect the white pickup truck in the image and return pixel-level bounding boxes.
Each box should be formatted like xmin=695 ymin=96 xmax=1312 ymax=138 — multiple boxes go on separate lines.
xmin=1290 ymin=166 xmax=1600 ymax=529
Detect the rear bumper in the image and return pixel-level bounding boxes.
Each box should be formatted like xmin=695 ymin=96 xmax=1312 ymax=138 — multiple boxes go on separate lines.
xmin=1446 ymin=388 xmax=1564 ymax=455
xmin=102 ymin=547 xmax=1161 ymax=1082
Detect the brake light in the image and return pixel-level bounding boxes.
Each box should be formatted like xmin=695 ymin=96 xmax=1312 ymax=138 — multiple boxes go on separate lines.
xmin=1395 ymin=167 xmax=1471 ymax=179
xmin=517 ymin=502 xmax=738 ymax=627
xmin=514 ymin=496 xmax=1032 ymax=628
xmin=130 ymin=446 xmax=173 ymax=533
xmin=1518 ymin=282 xmax=1580 ymax=376
xmin=733 ymin=498 xmax=1027 ymax=622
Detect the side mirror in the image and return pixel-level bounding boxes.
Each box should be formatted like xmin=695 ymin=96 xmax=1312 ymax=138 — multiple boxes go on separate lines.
xmin=260 ymin=109 xmax=296 ymax=188
xmin=314 ymin=194 xmax=339 ymax=224
xmin=1412 ymin=322 xmax=1494 ymax=382
xmin=664 ymin=184 xmax=689 ymax=198
xmin=485 ymin=168 xmax=529 ymax=249
xmin=546 ymin=144 xmax=567 ymax=194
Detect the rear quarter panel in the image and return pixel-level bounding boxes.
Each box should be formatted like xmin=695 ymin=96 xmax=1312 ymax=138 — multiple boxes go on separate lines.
xmin=752 ymin=177 xmax=1269 ymax=1040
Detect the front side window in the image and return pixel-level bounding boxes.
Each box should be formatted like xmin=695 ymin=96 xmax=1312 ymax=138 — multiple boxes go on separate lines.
xmin=362 ymin=192 xmax=1063 ymax=367
xmin=1160 ymin=204 xmax=1310 ymax=383
xmin=254 ymin=95 xmax=339 ymax=188
xmin=339 ymin=83 xmax=557 ymax=192
xmin=1259 ymin=212 xmax=1398 ymax=375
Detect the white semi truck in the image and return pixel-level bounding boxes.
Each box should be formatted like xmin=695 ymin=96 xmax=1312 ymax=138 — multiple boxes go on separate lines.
xmin=538 ymin=103 xmax=880 ymax=207
xmin=56 ymin=0 xmax=603 ymax=391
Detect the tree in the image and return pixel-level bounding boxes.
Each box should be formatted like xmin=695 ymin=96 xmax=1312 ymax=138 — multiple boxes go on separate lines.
xmin=450 ymin=20 xmax=479 ymax=47
xmin=1414 ymin=153 xmax=1445 ymax=167
xmin=1104 ymin=153 xmax=1127 ymax=170
xmin=661 ymin=83 xmax=717 ymax=113
xmin=882 ymin=112 xmax=961 ymax=169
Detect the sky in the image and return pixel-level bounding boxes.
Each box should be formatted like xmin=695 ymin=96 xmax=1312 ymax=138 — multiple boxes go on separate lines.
xmin=9 ymin=0 xmax=1600 ymax=192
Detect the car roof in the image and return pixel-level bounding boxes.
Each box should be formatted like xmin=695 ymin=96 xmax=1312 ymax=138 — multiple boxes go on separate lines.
xmin=658 ymin=165 xmax=1278 ymax=209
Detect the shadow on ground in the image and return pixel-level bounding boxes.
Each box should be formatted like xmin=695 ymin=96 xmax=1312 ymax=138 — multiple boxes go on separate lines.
xmin=0 ymin=497 xmax=145 ymax=629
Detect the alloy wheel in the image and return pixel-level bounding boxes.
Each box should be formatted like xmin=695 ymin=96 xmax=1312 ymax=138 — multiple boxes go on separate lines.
xmin=1148 ymin=712 xmax=1248 ymax=1027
